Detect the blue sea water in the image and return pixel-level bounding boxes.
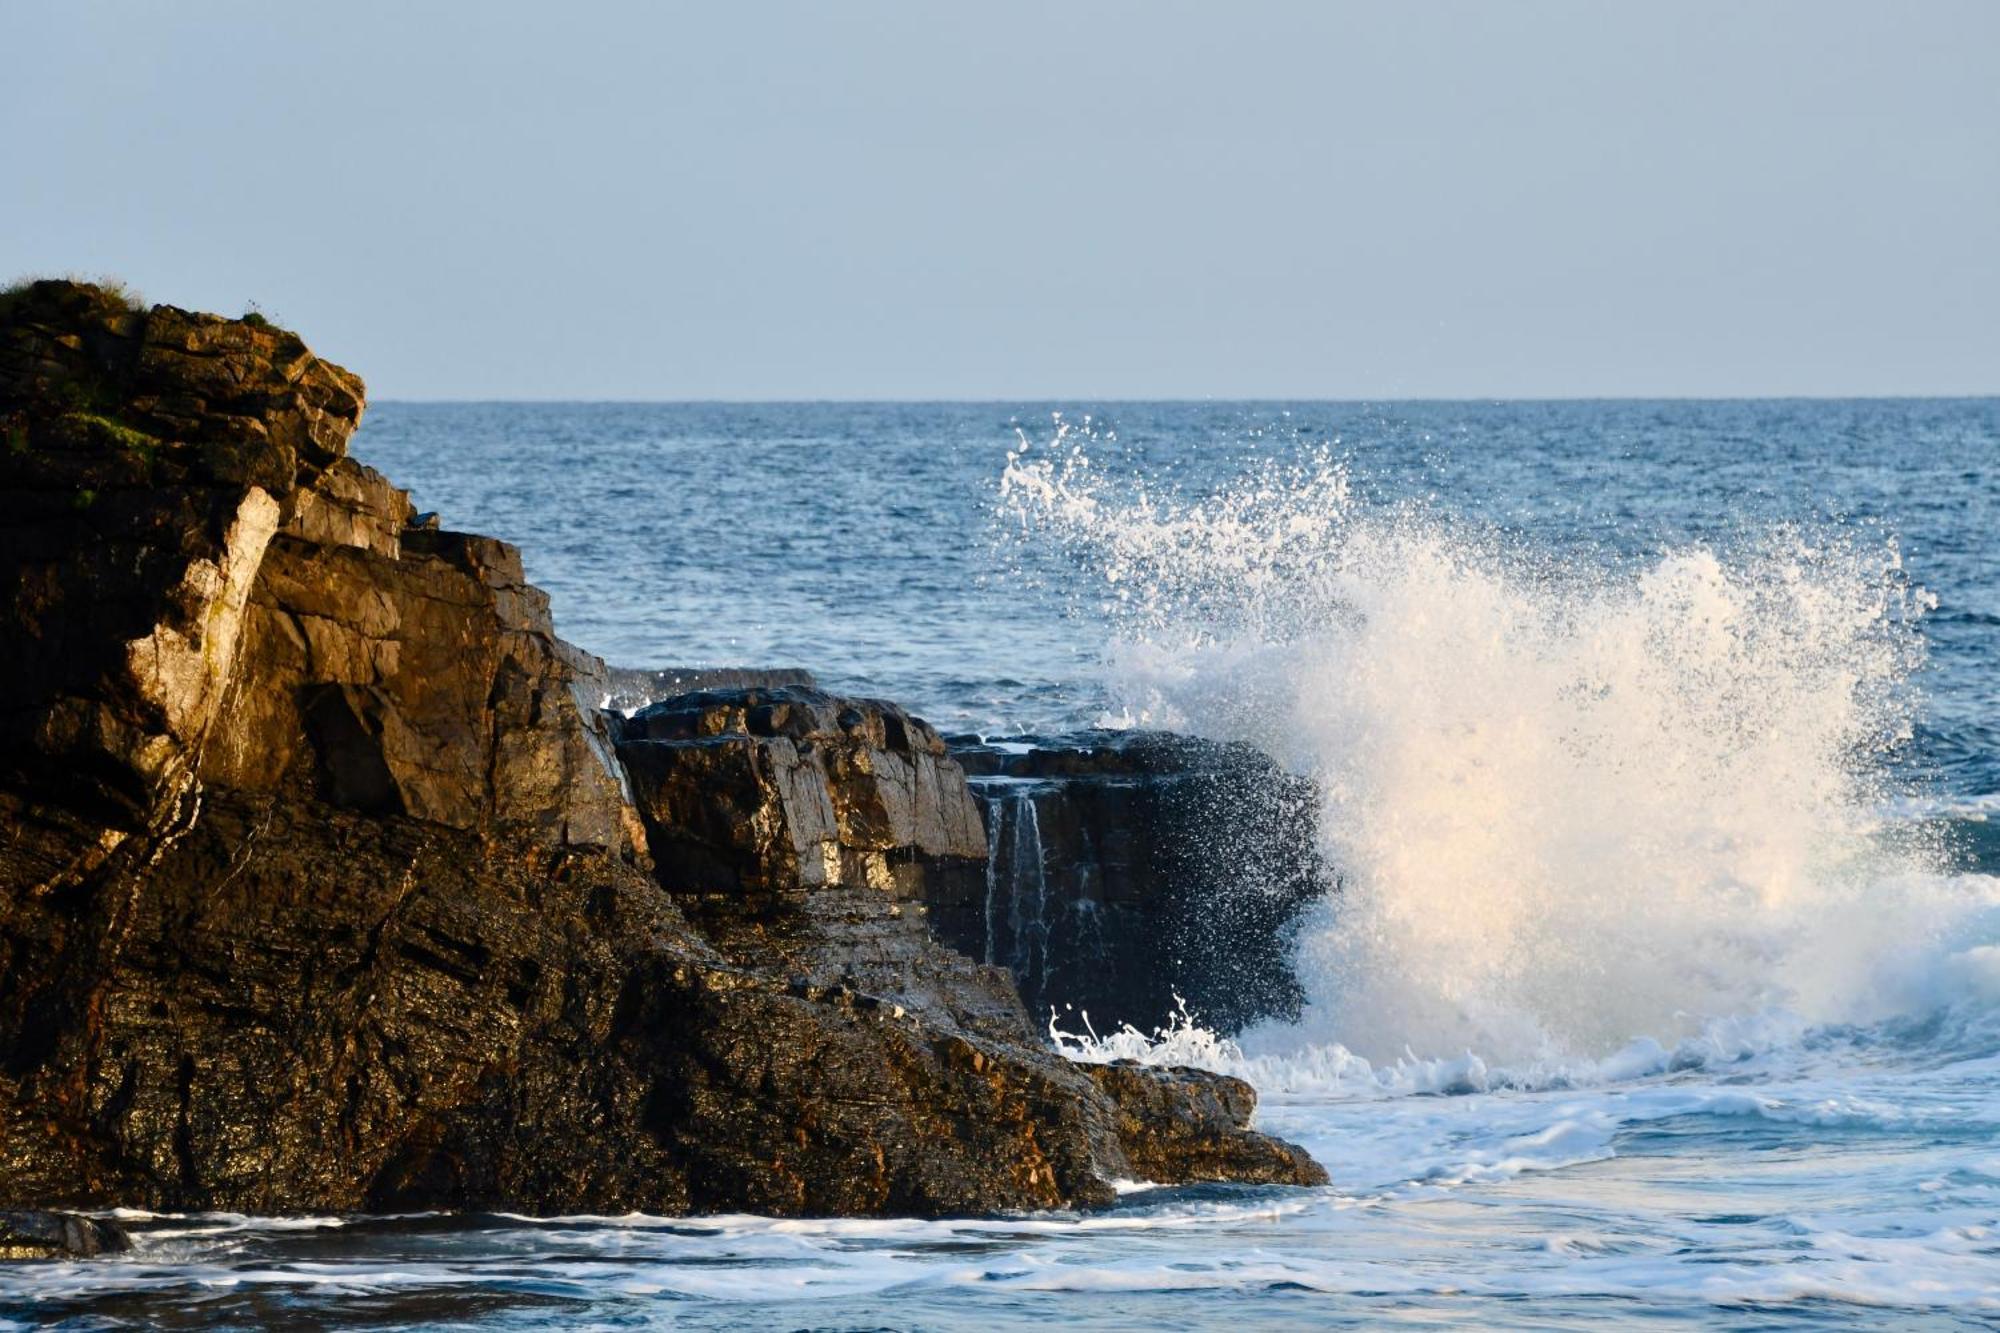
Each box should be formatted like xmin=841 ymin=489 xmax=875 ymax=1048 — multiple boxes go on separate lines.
xmin=8 ymin=400 xmax=1997 ymax=1329
xmin=346 ymin=399 xmax=2000 ymax=800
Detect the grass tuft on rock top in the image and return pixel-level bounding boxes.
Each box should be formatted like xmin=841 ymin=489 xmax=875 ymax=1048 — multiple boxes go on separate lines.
xmin=0 ymin=274 xmax=145 ymax=322
xmin=241 ymin=304 xmax=302 ymax=341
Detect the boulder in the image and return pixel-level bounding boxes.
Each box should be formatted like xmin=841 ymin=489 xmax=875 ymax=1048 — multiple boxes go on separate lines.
xmin=617 ymin=687 xmax=986 ymax=903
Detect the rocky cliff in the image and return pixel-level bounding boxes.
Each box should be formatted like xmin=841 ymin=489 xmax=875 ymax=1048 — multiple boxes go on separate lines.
xmin=0 ymin=280 xmax=1323 ymax=1221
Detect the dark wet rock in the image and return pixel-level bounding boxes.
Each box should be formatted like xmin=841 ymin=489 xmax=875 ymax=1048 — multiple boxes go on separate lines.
xmin=942 ymin=731 xmax=1330 ymax=1035
xmin=1085 ymin=1061 xmax=1328 ymax=1187
xmin=0 ymin=281 xmax=1323 ymax=1220
xmin=0 ymin=1210 xmax=132 ymax=1260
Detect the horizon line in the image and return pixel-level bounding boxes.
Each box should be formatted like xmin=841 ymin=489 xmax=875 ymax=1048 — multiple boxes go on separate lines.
xmin=367 ymin=391 xmax=2000 ymax=407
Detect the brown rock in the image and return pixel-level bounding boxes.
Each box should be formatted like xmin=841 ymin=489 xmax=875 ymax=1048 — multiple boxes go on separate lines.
xmin=617 ymin=687 xmax=986 ymax=900
xmin=1085 ymin=1061 xmax=1329 ymax=1187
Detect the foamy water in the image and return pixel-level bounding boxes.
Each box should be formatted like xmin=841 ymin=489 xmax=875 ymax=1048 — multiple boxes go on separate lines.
xmin=7 ymin=401 xmax=1996 ymax=1328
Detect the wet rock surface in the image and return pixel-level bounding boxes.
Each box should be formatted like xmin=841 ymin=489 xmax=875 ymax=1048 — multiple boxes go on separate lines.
xmin=0 ymin=281 xmax=1322 ymax=1222
xmin=0 ymin=1210 xmax=132 ymax=1260
xmin=941 ymin=732 xmax=1331 ymax=1036
xmin=1084 ymin=1062 xmax=1326 ymax=1187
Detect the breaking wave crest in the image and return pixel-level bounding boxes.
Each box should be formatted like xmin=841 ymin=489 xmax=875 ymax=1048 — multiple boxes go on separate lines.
xmin=1001 ymin=427 xmax=2000 ymax=1075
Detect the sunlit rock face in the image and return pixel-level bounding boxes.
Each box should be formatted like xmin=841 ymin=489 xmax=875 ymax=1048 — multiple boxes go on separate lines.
xmin=616 ymin=686 xmax=987 ymax=901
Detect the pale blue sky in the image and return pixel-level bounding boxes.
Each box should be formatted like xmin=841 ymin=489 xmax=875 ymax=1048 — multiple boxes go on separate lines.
xmin=6 ymin=2 xmax=1996 ymax=399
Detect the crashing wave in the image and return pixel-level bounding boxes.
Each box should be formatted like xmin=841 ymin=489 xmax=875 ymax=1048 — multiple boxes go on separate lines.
xmin=1002 ymin=426 xmax=2000 ymax=1072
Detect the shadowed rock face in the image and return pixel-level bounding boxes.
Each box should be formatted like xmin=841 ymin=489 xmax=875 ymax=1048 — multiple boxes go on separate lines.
xmin=0 ymin=281 xmax=1324 ymax=1221
xmin=940 ymin=732 xmax=1330 ymax=1036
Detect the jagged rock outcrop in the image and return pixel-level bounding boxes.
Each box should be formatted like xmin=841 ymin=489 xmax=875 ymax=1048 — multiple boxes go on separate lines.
xmin=1083 ymin=1061 xmax=1321 ymax=1185
xmin=617 ymin=687 xmax=986 ymax=904
xmin=941 ymin=731 xmax=1330 ymax=1035
xmin=606 ymin=686 xmax=1323 ymax=1209
xmin=0 ymin=280 xmax=365 ymax=892
xmin=0 ymin=281 xmax=1323 ymax=1223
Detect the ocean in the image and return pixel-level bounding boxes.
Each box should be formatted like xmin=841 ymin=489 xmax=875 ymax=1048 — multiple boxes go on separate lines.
xmin=10 ymin=399 xmax=1998 ymax=1328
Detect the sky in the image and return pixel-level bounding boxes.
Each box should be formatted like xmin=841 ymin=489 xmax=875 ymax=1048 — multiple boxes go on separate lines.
xmin=5 ymin=2 xmax=1997 ymax=400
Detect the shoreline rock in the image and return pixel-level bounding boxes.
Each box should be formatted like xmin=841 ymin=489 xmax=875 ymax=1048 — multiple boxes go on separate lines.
xmin=0 ymin=1211 xmax=132 ymax=1261
xmin=0 ymin=280 xmax=1325 ymax=1224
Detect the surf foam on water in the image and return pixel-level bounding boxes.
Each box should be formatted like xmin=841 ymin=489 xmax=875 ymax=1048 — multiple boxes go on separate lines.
xmin=999 ymin=428 xmax=2000 ymax=1078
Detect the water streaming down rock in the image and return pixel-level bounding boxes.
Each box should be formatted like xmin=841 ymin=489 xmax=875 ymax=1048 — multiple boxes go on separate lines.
xmin=971 ymin=780 xmax=1120 ymax=1017
xmin=979 ymin=782 xmax=1059 ymax=991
